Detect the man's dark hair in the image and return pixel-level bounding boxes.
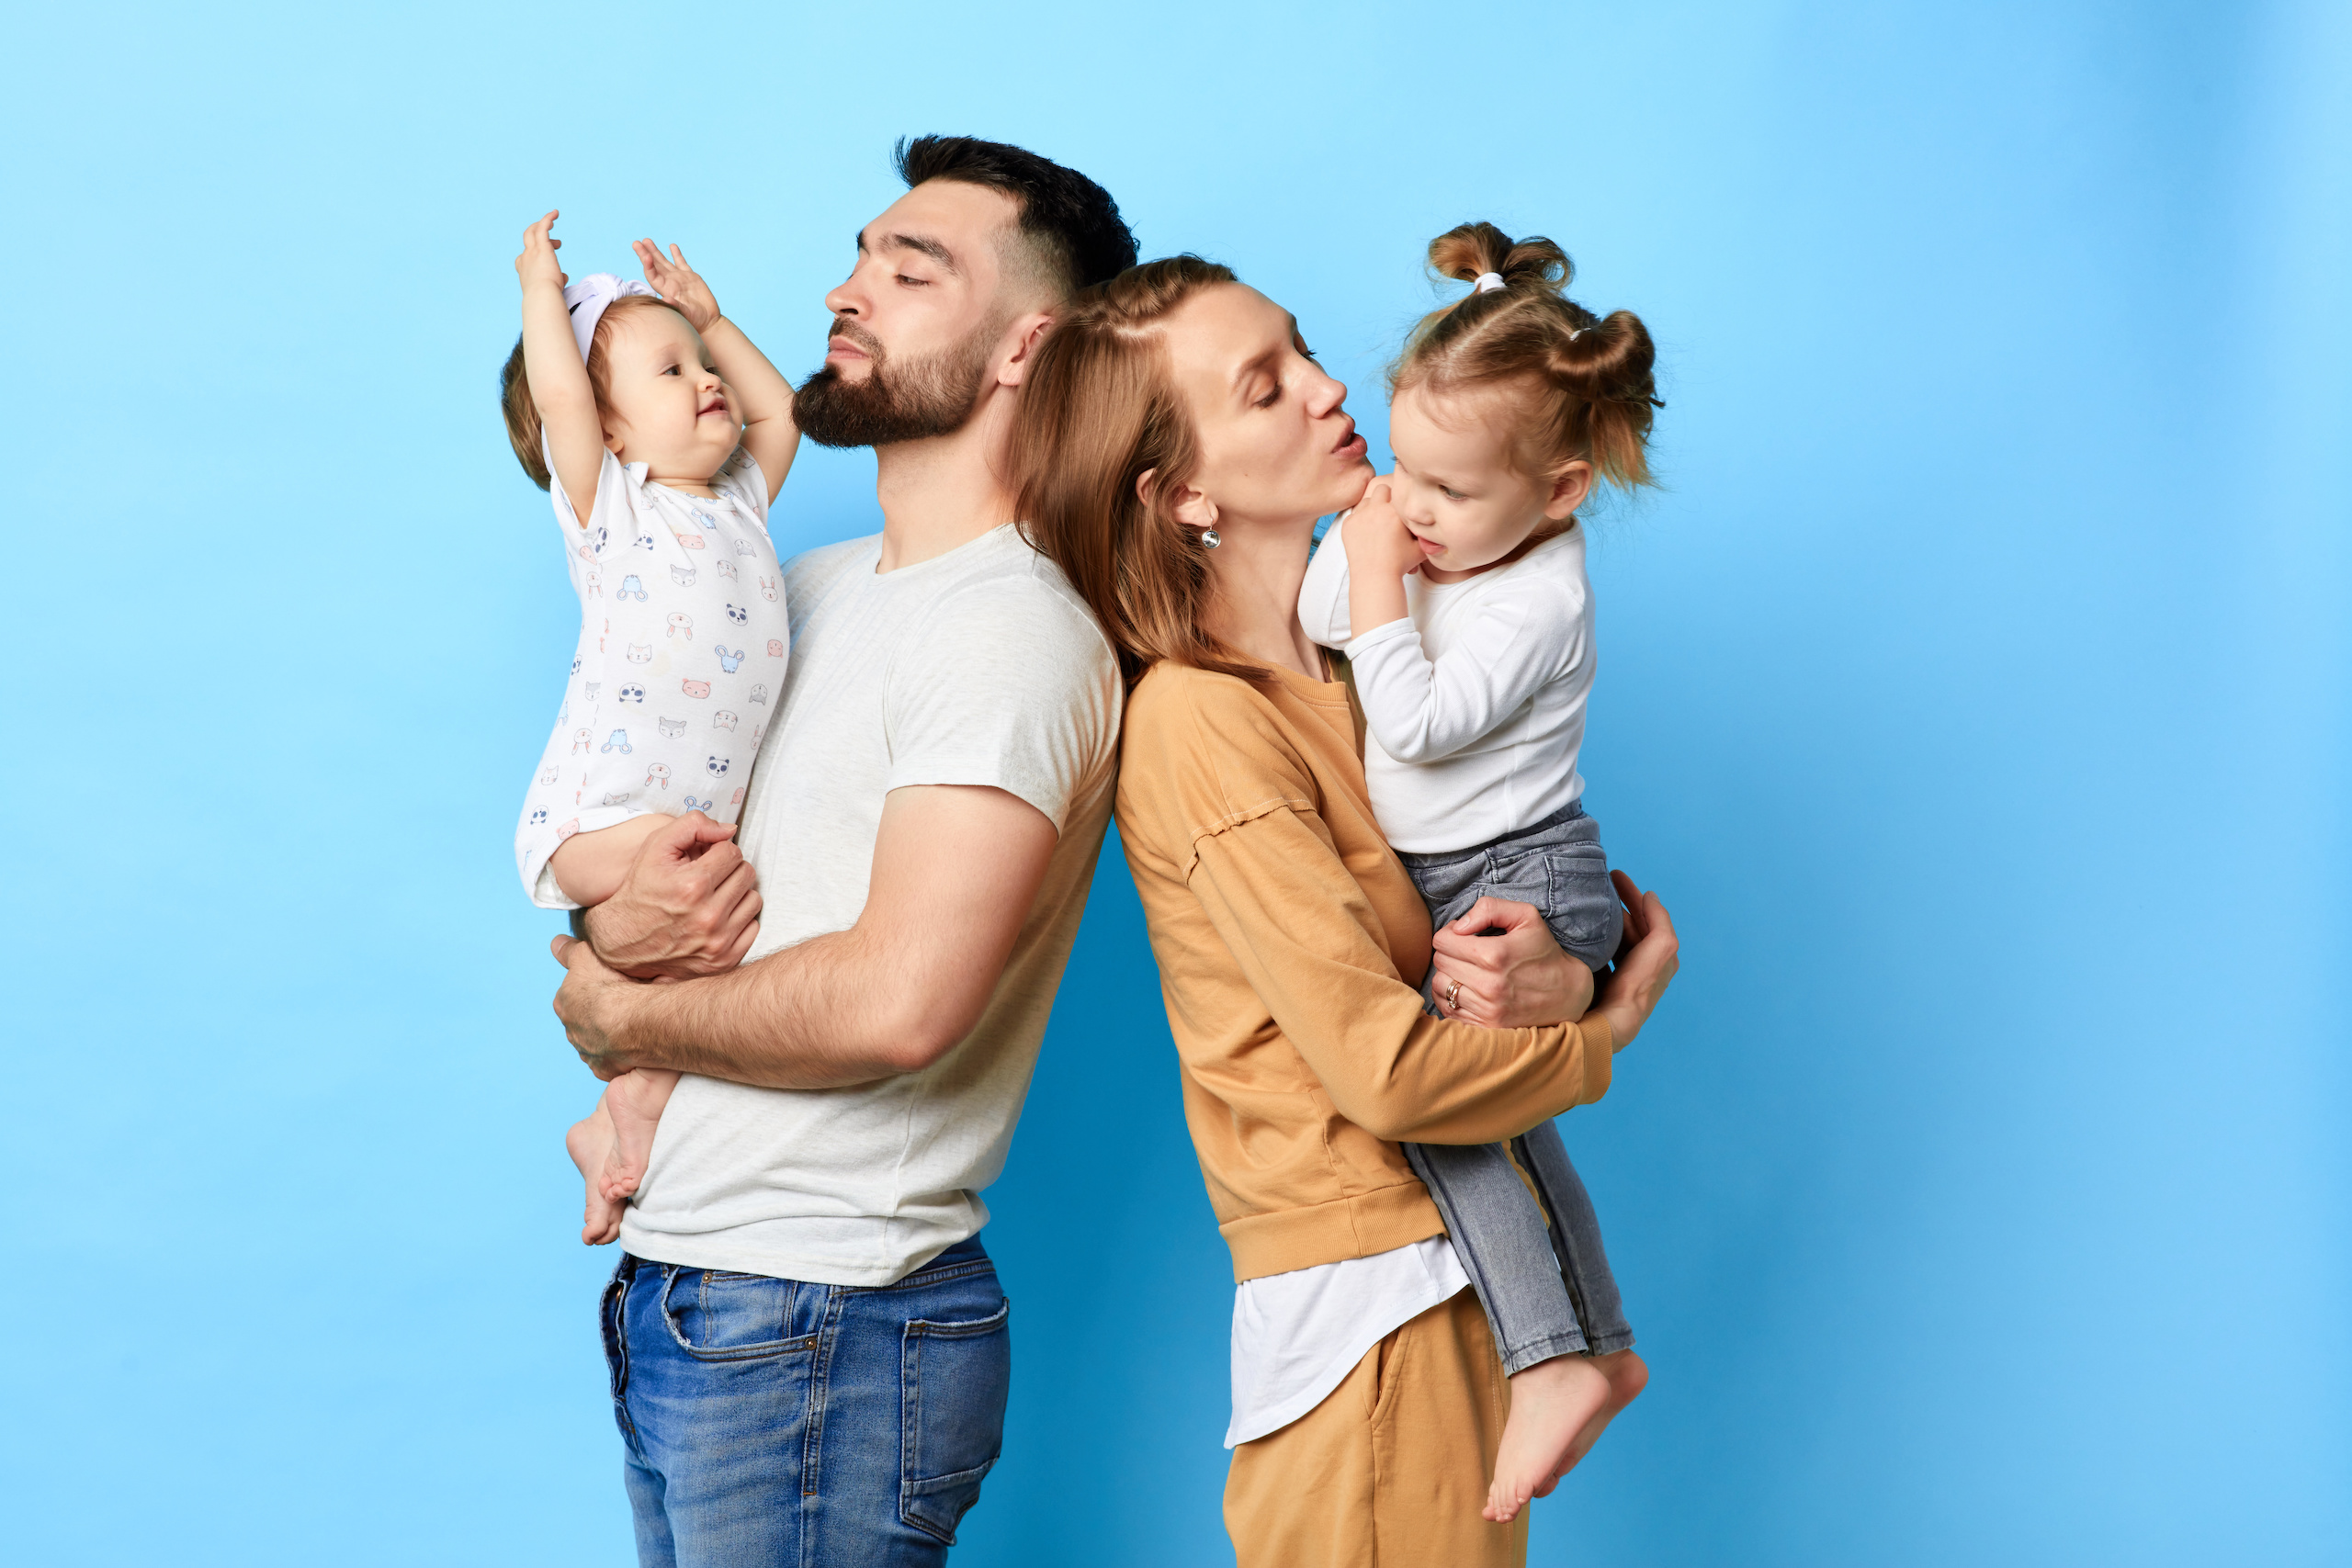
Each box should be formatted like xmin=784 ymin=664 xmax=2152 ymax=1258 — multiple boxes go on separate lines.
xmin=894 ymin=135 xmax=1138 ymax=297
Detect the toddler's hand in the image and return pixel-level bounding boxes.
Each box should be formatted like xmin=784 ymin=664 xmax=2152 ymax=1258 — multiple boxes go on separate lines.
xmin=517 ymin=209 xmax=569 ymax=293
xmin=634 ymin=240 xmax=722 ymax=333
xmin=1340 ymin=479 xmax=1425 ymax=582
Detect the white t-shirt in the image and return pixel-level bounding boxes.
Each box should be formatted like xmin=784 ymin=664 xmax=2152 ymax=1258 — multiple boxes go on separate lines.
xmin=514 ymin=445 xmax=786 ymax=907
xmin=1296 ymin=526 xmax=1595 ymax=855
xmin=616 ymin=524 xmax=1124 ymax=1286
xmin=1226 ymin=1237 xmax=1471 ymax=1446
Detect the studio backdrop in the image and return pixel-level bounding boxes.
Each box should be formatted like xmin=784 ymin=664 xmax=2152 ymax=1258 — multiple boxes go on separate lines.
xmin=3 ymin=2 xmax=2345 ymax=1564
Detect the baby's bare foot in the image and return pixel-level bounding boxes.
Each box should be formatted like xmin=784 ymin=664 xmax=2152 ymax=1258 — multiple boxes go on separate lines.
xmin=1547 ymin=1348 xmax=1649 ymax=1483
xmin=1485 ymin=1354 xmax=1613 ymax=1523
xmin=566 ymin=1111 xmax=625 ymax=1247
xmin=599 ymin=1068 xmax=681 ymax=1203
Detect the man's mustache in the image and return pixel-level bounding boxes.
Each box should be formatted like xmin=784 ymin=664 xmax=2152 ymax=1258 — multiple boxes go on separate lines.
xmin=827 ymin=321 xmax=885 ymax=360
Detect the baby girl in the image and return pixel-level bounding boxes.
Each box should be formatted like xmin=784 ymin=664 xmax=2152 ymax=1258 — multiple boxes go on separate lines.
xmin=501 ymin=211 xmax=797 ymax=1244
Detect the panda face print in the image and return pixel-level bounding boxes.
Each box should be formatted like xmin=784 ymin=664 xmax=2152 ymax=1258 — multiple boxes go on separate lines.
xmin=726 ymin=604 xmax=748 ymax=626
xmin=706 ymin=756 xmax=730 ymax=778
xmin=619 ymin=684 xmax=645 ymax=704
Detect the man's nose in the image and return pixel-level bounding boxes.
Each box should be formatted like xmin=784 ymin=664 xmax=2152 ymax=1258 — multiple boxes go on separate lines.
xmin=823 ymin=276 xmax=865 ymax=318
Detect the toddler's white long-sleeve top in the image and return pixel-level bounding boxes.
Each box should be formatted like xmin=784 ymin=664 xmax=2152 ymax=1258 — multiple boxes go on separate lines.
xmin=1296 ymin=525 xmax=1594 ymax=855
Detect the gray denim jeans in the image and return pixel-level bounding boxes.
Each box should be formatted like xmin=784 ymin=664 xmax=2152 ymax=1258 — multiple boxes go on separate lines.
xmin=1397 ymin=801 xmax=1634 ymax=1373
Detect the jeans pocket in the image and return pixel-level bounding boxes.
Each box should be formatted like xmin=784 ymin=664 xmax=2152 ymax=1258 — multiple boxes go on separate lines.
xmin=899 ymin=1297 xmax=1012 ymax=1545
xmin=1544 ymin=849 xmax=1623 ymax=961
xmin=658 ymin=1269 xmax=815 ymax=1362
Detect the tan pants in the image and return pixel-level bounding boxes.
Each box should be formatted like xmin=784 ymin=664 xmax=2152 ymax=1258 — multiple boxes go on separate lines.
xmin=1224 ymin=1287 xmax=1527 ymax=1567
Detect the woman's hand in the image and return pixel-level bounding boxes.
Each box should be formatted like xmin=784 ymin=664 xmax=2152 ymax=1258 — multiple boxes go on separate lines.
xmin=577 ymin=812 xmax=763 ymax=980
xmin=1593 ymin=871 xmax=1679 ymax=1051
xmin=1428 ymin=897 xmax=1594 ymax=1029
xmin=517 ymin=209 xmax=569 ymax=294
xmin=1428 ymin=872 xmax=1679 ymax=1050
xmin=633 ymin=239 xmax=721 ymax=333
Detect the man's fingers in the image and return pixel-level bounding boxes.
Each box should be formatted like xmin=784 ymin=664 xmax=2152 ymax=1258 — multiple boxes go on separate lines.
xmin=704 ymin=859 xmax=759 ymax=930
xmin=551 ymin=933 xmax=578 ymax=964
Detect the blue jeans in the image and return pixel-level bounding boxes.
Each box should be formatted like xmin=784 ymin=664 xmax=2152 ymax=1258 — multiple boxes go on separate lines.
xmin=1397 ymin=802 xmax=1634 ymax=1375
xmin=601 ymin=1235 xmax=1010 ymax=1567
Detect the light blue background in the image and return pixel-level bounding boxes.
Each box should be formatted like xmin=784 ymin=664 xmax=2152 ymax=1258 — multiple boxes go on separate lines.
xmin=4 ymin=2 xmax=2345 ymax=1562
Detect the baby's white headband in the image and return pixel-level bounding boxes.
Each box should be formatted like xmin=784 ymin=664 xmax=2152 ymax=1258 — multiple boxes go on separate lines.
xmin=565 ymin=273 xmax=657 ymax=363
xmin=1474 ymin=272 xmax=1507 ymax=294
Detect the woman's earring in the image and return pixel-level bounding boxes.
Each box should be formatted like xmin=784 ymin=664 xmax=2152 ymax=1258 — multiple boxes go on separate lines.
xmin=1200 ymin=528 xmax=1221 ymax=549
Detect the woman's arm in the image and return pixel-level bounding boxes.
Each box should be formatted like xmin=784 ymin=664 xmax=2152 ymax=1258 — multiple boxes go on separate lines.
xmin=517 ymin=211 xmax=608 ymax=518
xmin=633 ymin=240 xmax=799 ymax=503
xmin=1185 ymin=803 xmax=1615 ymax=1145
xmin=1429 ymin=878 xmax=1679 ymax=1045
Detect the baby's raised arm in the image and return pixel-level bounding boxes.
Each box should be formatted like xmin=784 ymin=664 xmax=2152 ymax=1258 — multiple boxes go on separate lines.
xmin=633 ymin=240 xmax=799 ymax=504
xmin=517 ymin=210 xmax=610 ymax=519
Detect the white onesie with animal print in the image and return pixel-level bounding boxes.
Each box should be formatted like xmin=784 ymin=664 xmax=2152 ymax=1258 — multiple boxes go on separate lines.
xmin=514 ymin=441 xmax=788 ymax=908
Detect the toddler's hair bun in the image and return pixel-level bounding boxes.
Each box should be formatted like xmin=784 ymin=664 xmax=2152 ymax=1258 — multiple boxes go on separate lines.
xmin=1427 ymin=221 xmax=1571 ymax=298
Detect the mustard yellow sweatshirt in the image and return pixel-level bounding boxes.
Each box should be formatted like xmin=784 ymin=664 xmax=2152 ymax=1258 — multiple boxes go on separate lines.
xmin=1114 ymin=659 xmax=1613 ymax=1283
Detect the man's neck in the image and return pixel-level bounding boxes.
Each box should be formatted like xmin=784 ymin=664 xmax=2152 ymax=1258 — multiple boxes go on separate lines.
xmin=871 ymin=392 xmax=1019 ymax=573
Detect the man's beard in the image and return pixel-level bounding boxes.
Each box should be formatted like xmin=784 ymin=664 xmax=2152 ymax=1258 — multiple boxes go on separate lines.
xmin=794 ymin=321 xmax=995 ymax=448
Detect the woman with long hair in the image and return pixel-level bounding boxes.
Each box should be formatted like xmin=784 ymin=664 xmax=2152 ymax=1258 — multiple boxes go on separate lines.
xmin=1015 ymin=257 xmax=1679 ymax=1566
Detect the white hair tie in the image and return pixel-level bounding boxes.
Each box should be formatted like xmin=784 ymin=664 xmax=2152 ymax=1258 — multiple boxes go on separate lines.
xmin=1474 ymin=272 xmax=1507 ymax=294
xmin=565 ymin=273 xmax=658 ymax=363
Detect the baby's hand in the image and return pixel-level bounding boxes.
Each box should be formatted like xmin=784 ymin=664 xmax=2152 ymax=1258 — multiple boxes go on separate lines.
xmin=1340 ymin=479 xmax=1425 ymax=581
xmin=634 ymin=240 xmax=721 ymax=333
xmin=517 ymin=210 xmax=569 ymax=293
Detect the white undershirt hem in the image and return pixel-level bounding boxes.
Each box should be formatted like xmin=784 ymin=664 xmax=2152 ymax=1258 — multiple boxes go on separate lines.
xmin=1225 ymin=1235 xmax=1472 ymax=1448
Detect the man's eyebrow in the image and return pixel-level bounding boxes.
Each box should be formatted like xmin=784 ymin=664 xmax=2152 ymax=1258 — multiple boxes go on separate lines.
xmin=879 ymin=231 xmax=959 ymax=275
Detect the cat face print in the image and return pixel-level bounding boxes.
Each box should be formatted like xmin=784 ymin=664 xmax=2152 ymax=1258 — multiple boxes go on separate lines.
xmin=658 ymin=717 xmax=686 ymax=739
xmin=670 ymin=565 xmax=696 ymax=588
xmin=713 ymin=710 xmax=738 ymax=732
xmin=627 ymin=645 xmax=653 ymax=665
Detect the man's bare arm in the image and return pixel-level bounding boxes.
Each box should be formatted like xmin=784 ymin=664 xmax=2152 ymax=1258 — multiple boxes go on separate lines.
xmin=550 ymin=784 xmax=1058 ymax=1089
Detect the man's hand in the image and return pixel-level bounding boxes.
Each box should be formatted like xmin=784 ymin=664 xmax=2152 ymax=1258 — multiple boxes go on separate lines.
xmin=518 ymin=209 xmax=569 ymax=293
xmin=1429 ymin=897 xmax=1596 ymax=1029
xmin=550 ymin=933 xmax=641 ymax=1080
xmin=632 ymin=239 xmax=721 ymax=333
xmin=580 ymin=811 xmax=762 ymax=980
xmin=1340 ymin=478 xmax=1426 ymax=584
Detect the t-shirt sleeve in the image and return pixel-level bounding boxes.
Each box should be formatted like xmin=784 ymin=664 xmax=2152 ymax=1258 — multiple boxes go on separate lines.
xmin=711 ymin=446 xmax=770 ymax=529
xmin=546 ymin=441 xmax=636 ymax=543
xmin=882 ymin=575 xmax=1121 ymax=834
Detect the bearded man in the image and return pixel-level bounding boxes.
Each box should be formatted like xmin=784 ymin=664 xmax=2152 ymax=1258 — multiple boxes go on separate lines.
xmin=548 ymin=136 xmax=1136 ymax=1566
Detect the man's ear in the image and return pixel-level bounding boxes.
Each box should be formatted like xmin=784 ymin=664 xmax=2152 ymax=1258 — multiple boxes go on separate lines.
xmin=1140 ymin=468 xmax=1219 ymax=529
xmin=996 ymin=310 xmax=1055 ymax=389
xmin=1545 ymin=459 xmax=1595 ymax=521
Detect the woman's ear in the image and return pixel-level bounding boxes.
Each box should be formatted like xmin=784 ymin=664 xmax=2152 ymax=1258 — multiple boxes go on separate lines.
xmin=1544 ymin=459 xmax=1595 ymax=520
xmin=1137 ymin=468 xmax=1220 ymax=529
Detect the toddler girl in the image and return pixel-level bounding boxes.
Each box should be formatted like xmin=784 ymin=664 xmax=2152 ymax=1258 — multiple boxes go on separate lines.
xmin=1296 ymin=221 xmax=1660 ymax=1522
xmin=502 ymin=211 xmax=797 ymax=1245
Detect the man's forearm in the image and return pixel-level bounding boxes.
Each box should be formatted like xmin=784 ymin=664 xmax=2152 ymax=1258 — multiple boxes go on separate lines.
xmin=605 ymin=924 xmax=934 ymax=1090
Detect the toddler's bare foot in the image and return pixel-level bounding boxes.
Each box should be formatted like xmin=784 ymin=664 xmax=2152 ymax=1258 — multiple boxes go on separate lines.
xmin=1546 ymin=1348 xmax=1648 ymax=1483
xmin=598 ymin=1068 xmax=681 ymax=1202
xmin=1484 ymin=1353 xmax=1613 ymax=1522
xmin=566 ymin=1109 xmax=625 ymax=1247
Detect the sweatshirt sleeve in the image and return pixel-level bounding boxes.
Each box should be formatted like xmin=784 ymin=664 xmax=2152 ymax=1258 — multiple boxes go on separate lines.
xmin=1295 ymin=522 xmax=1355 ymax=648
xmin=1345 ymin=578 xmax=1582 ymax=763
xmin=1184 ymin=801 xmax=1612 ymax=1145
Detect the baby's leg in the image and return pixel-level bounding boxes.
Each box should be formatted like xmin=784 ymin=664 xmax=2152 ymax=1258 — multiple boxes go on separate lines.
xmin=1402 ymin=1141 xmax=1610 ymax=1523
xmin=1513 ymin=1122 xmax=1645 ymax=1486
xmin=565 ymin=1098 xmax=627 ymax=1247
xmin=597 ymin=1067 xmax=681 ymax=1201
